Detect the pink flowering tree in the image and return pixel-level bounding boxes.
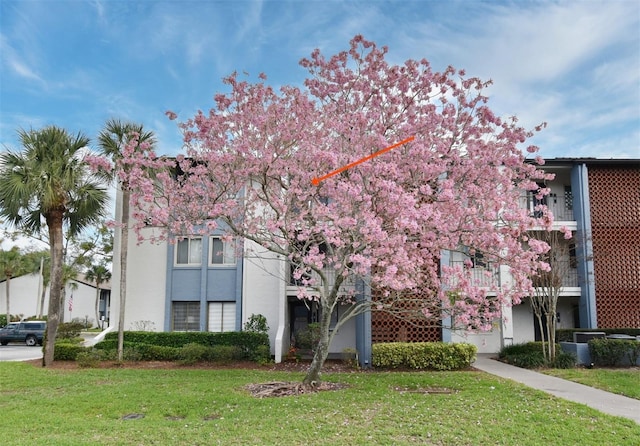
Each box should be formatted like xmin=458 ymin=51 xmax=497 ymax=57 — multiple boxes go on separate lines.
xmin=124 ymin=36 xmax=553 ymax=384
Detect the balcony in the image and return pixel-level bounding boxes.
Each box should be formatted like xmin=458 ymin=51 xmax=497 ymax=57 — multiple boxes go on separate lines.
xmin=448 ymin=260 xmax=579 ymax=291
xmin=288 ymin=265 xmax=356 ymax=297
xmin=519 ymin=192 xmax=575 ymax=222
xmin=448 ymin=261 xmax=500 ymax=288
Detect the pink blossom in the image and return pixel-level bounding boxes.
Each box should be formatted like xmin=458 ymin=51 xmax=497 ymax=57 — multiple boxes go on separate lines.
xmin=123 ymin=35 xmax=552 ymax=364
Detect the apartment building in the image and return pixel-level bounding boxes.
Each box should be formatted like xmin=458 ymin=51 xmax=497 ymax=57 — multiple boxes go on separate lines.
xmin=112 ymin=158 xmax=639 ymax=360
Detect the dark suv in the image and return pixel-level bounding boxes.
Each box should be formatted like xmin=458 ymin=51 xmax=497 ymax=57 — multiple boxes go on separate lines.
xmin=0 ymin=321 xmax=47 ymax=346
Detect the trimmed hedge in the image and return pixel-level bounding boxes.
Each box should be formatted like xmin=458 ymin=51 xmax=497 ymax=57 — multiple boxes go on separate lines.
xmin=98 ymin=331 xmax=270 ymax=362
xmin=372 ymin=342 xmax=477 ymax=371
xmin=499 ymin=342 xmax=546 ymax=369
xmin=557 ymin=328 xmax=640 ymax=343
xmin=54 ymin=343 xmax=88 ymax=361
xmin=499 ymin=342 xmax=576 ymax=369
xmin=588 ymin=338 xmax=640 ymax=367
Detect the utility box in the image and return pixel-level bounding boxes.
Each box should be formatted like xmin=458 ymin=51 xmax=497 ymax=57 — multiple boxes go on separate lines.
xmin=573 ymin=332 xmax=606 ymax=343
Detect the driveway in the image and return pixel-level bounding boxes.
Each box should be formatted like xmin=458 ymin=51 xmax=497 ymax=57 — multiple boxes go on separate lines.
xmin=0 ymin=344 xmax=43 ymax=362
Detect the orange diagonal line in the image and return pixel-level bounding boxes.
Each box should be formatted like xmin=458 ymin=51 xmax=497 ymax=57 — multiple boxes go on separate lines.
xmin=312 ymin=136 xmax=415 ymax=186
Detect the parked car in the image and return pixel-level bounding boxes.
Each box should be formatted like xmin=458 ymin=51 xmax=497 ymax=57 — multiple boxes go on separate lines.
xmin=0 ymin=321 xmax=47 ymax=346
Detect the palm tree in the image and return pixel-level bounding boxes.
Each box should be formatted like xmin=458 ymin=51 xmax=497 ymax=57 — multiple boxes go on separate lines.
xmin=98 ymin=119 xmax=156 ymax=361
xmin=0 ymin=246 xmax=29 ymax=324
xmin=0 ymin=126 xmax=108 ymax=366
xmin=85 ymin=263 xmax=111 ymax=329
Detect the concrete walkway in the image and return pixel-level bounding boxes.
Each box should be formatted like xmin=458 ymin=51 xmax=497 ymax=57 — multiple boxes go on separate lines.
xmin=473 ymin=354 xmax=640 ymax=424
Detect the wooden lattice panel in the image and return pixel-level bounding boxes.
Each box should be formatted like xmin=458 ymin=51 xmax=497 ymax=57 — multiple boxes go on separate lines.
xmin=588 ymin=164 xmax=640 ymax=328
xmin=371 ymin=311 xmax=442 ymax=343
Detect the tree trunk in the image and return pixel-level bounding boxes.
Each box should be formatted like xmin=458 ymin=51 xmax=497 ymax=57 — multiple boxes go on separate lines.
xmin=532 ymin=299 xmax=547 ymax=362
xmin=117 ymin=188 xmax=130 ymax=361
xmin=95 ymin=284 xmax=101 ymax=330
xmin=548 ymin=310 xmax=557 ymax=361
xmin=303 ymin=302 xmax=333 ymax=385
xmin=43 ymin=211 xmax=64 ymax=367
xmin=59 ymin=286 xmax=66 ymax=324
xmin=5 ymin=276 xmax=11 ymax=325
xmin=37 ymin=257 xmax=44 ymax=319
xmin=39 ymin=288 xmax=46 ymax=319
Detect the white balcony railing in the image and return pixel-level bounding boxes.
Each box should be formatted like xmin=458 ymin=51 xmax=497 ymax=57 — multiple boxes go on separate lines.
xmin=448 ymin=261 xmax=500 ymax=288
xmin=288 ymin=265 xmax=356 ymax=296
xmin=449 ymin=261 xmax=579 ymax=289
xmin=519 ymin=193 xmax=575 ymax=221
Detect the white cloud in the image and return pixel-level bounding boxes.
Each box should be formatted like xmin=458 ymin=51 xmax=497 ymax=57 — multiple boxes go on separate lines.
xmin=0 ymin=34 xmax=44 ymax=85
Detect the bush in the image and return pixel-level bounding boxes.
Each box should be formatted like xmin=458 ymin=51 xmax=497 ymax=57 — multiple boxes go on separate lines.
xmin=209 ymin=345 xmax=242 ymax=363
xmin=372 ymin=342 xmax=477 ymax=371
xmin=179 ymin=343 xmax=211 ymax=365
xmin=57 ymin=322 xmax=84 ymax=340
xmin=499 ymin=342 xmax=547 ymax=369
xmin=507 ymin=352 xmax=546 ymax=369
xmin=551 ymin=351 xmax=577 ymax=369
xmin=76 ymin=350 xmax=102 ymax=368
xmin=295 ymin=323 xmax=321 ymax=350
xmin=103 ymin=330 xmax=269 ymax=360
xmin=244 ymin=314 xmax=269 ymax=335
xmin=499 ymin=342 xmax=546 ymax=358
xmin=252 ymin=344 xmax=272 ymax=364
xmin=500 ymin=342 xmax=576 ymax=369
xmin=589 ymin=339 xmax=640 ymax=367
xmin=54 ymin=342 xmax=87 ymax=361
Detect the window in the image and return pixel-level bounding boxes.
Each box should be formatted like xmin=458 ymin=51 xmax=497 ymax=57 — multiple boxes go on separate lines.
xmin=176 ymin=237 xmax=202 ymax=265
xmin=527 ymin=183 xmax=547 ymax=218
xmin=564 ymin=186 xmax=573 ymax=211
xmin=208 ymin=302 xmax=236 ymax=332
xmin=462 ymin=246 xmax=487 ymax=268
xmin=471 ymin=251 xmax=486 ymax=268
xmin=210 ymin=237 xmax=236 ymax=265
xmin=569 ymin=242 xmax=577 ymax=268
xmin=172 ymin=302 xmax=200 ymax=331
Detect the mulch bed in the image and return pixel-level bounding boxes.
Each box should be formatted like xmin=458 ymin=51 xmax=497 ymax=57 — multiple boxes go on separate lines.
xmin=244 ymin=381 xmax=349 ymax=397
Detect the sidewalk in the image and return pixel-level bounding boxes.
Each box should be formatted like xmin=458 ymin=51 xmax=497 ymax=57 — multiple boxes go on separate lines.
xmin=473 ymin=354 xmax=640 ymax=425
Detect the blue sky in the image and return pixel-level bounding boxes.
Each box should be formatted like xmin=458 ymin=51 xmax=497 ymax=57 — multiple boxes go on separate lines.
xmin=1 ymin=0 xmax=639 ymax=161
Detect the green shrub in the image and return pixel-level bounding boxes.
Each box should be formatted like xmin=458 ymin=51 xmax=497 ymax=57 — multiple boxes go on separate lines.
xmin=76 ymin=350 xmax=101 ymax=368
xmin=54 ymin=343 xmax=87 ymax=361
xmin=209 ymin=345 xmax=242 ymax=363
xmin=295 ymin=323 xmax=321 ymax=350
xmin=253 ymin=344 xmax=272 ymax=365
xmin=551 ymin=351 xmax=576 ymax=369
xmin=372 ymin=342 xmax=477 ymax=371
xmin=589 ymin=339 xmax=640 ymax=367
xmin=102 ymin=330 xmax=269 ymax=360
xmin=57 ymin=322 xmax=84 ymax=339
xmin=148 ymin=345 xmax=181 ymax=361
xmin=179 ymin=343 xmax=211 ymax=365
xmin=499 ymin=342 xmax=548 ymax=369
xmin=506 ymin=352 xmax=546 ymax=369
xmin=499 ymin=342 xmax=545 ymax=358
xmin=244 ymin=314 xmax=269 ymax=335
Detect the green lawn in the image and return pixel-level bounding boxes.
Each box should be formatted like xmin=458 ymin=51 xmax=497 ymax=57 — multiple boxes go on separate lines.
xmin=1 ymin=362 xmax=639 ymax=445
xmin=543 ymin=368 xmax=640 ymax=400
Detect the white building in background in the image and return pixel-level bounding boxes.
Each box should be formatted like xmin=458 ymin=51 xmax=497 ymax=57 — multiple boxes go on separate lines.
xmin=0 ymin=273 xmax=111 ymax=327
